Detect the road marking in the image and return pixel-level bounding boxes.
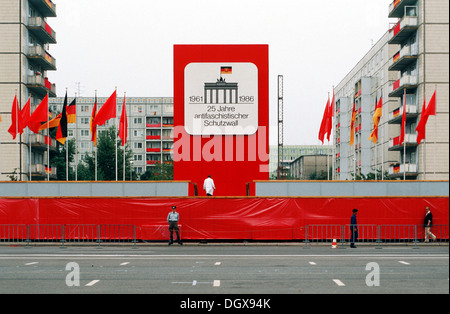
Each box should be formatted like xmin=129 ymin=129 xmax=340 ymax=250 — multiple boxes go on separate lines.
xmin=120 ymin=262 xmax=130 ymax=266
xmin=309 ymin=262 xmax=317 ymax=265
xmin=215 ymin=262 xmax=221 ymax=266
xmin=399 ymin=261 xmax=410 ymax=265
xmin=213 ymin=280 xmax=221 ymax=287
xmin=85 ymin=280 xmax=100 ymax=287
xmin=333 ymin=279 xmax=345 ymax=287
xmin=25 ymin=262 xmax=39 ymax=266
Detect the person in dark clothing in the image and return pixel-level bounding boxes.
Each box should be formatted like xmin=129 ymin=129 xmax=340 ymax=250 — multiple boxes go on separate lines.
xmin=424 ymin=206 xmax=436 ymax=243
xmin=350 ymin=209 xmax=358 ymax=248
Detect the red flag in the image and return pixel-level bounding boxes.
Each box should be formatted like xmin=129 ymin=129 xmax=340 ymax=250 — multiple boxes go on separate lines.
xmin=92 ymin=90 xmax=117 ymax=127
xmin=326 ymin=90 xmax=335 ymax=142
xmin=369 ymin=97 xmax=383 ymax=143
xmin=119 ymin=97 xmax=128 ymax=146
xmin=399 ymin=92 xmax=407 ymax=146
xmin=19 ymin=98 xmax=31 ymax=134
xmin=318 ymin=97 xmax=330 ymax=144
xmin=28 ymin=94 xmax=49 ymax=134
xmin=8 ymin=95 xmax=21 ymax=139
xmin=350 ymin=102 xmax=356 ymax=146
xmin=416 ymin=90 xmax=437 ymax=144
xmin=90 ymin=96 xmax=98 ymax=146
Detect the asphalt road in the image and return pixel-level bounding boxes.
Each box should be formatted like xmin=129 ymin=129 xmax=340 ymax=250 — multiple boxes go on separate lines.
xmin=0 ymin=244 xmax=448 ymax=298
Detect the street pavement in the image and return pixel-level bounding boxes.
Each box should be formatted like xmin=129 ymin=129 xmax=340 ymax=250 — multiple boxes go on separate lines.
xmin=0 ymin=243 xmax=448 ymax=297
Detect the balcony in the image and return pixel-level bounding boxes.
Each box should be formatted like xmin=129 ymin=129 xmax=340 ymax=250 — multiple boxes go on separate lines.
xmin=388 ymin=44 xmax=418 ymax=71
xmin=30 ymin=164 xmax=57 ymax=180
xmin=388 ymin=104 xmax=418 ymax=124
xmin=27 ymin=45 xmax=57 ymax=71
xmin=388 ymin=16 xmax=418 ymax=45
xmin=146 ymin=148 xmax=161 ymax=153
xmin=29 ymin=0 xmax=57 ymax=17
xmin=27 ymin=75 xmax=56 ymax=97
xmin=388 ymin=134 xmax=418 ymax=151
xmin=388 ymin=163 xmax=418 ymax=178
xmin=29 ymin=134 xmax=57 ymax=151
xmin=388 ymin=0 xmax=418 ymax=18
xmin=146 ymin=135 xmax=161 ymax=140
xmin=27 ymin=17 xmax=57 ymax=44
xmin=389 ymin=75 xmax=418 ymax=97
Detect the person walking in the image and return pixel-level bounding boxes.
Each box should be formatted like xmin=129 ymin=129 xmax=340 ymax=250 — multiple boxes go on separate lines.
xmin=350 ymin=209 xmax=358 ymax=248
xmin=424 ymin=206 xmax=437 ymax=243
xmin=203 ymin=175 xmax=216 ymax=196
xmin=167 ymin=206 xmax=182 ymax=245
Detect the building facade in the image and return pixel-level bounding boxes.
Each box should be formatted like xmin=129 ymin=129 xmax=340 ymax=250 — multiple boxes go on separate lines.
xmin=48 ymin=97 xmax=174 ymax=176
xmin=335 ymin=0 xmax=448 ymax=180
xmin=269 ymin=145 xmax=332 ymax=179
xmin=0 ymin=0 xmax=57 ymax=181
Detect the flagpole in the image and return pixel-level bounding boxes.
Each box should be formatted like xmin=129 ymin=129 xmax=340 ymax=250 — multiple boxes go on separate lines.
xmin=46 ymin=93 xmax=50 ymax=181
xmin=75 ymin=92 xmax=78 ymax=181
xmin=123 ymin=92 xmax=126 ymax=182
xmin=65 ymin=88 xmax=69 ymax=181
xmin=28 ymin=94 xmax=32 ymax=181
xmin=95 ymin=90 xmax=98 ymax=182
xmin=16 ymin=91 xmax=20 ymax=181
xmin=423 ymin=91 xmax=426 ymax=180
xmin=115 ymin=87 xmax=118 ymax=182
xmin=433 ymin=85 xmax=437 ymax=177
xmin=332 ymin=87 xmax=335 ymax=181
xmin=403 ymin=88 xmax=406 ymax=181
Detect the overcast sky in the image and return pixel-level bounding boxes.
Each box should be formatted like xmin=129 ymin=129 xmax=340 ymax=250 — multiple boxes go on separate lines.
xmin=47 ymin=0 xmax=395 ymax=145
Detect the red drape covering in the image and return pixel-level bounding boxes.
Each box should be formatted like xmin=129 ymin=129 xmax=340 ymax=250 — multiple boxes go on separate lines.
xmin=1 ymin=197 xmax=448 ymax=240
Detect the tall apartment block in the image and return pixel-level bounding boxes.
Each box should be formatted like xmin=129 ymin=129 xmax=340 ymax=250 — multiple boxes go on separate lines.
xmin=0 ymin=0 xmax=57 ymax=181
xmin=48 ymin=97 xmax=174 ymax=176
xmin=335 ymin=0 xmax=448 ymax=180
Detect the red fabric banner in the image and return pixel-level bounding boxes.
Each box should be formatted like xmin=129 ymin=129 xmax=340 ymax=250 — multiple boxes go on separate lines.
xmin=0 ymin=197 xmax=448 ymax=240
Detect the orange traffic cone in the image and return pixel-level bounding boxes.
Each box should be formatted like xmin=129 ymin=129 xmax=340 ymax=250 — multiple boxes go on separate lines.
xmin=331 ymin=239 xmax=337 ymax=249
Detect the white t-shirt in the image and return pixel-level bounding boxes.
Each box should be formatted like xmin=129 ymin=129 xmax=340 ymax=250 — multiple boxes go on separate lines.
xmin=203 ymin=177 xmax=216 ymax=195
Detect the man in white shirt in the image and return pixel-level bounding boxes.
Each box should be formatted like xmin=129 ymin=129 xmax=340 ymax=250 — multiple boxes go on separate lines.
xmin=203 ymin=175 xmax=216 ymax=196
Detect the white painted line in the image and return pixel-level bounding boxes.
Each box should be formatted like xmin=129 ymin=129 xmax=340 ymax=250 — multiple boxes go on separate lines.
xmin=85 ymin=280 xmax=100 ymax=287
xmin=399 ymin=261 xmax=410 ymax=265
xmin=213 ymin=280 xmax=221 ymax=287
xmin=309 ymin=262 xmax=317 ymax=265
xmin=25 ymin=262 xmax=39 ymax=266
xmin=333 ymin=279 xmax=345 ymax=287
xmin=215 ymin=262 xmax=221 ymax=266
xmin=120 ymin=262 xmax=130 ymax=266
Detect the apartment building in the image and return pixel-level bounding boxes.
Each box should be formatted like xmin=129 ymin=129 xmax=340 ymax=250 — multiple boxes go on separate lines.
xmin=269 ymin=145 xmax=332 ymax=179
xmin=335 ymin=0 xmax=448 ymax=180
xmin=48 ymin=97 xmax=174 ymax=176
xmin=0 ymin=0 xmax=57 ymax=181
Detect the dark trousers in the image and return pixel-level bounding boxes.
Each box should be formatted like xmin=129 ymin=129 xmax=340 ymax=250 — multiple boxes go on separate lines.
xmin=350 ymin=226 xmax=358 ymax=245
xmin=169 ymin=222 xmax=180 ymax=243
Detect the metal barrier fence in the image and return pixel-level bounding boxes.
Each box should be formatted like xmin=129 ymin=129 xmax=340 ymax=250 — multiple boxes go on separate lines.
xmin=304 ymin=224 xmax=449 ymax=248
xmin=0 ymin=224 xmax=137 ymax=248
xmin=1 ymin=224 xmax=448 ymax=247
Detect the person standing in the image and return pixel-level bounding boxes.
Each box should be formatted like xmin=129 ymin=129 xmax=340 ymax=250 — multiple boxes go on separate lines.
xmin=424 ymin=206 xmax=437 ymax=243
xmin=203 ymin=175 xmax=216 ymax=196
xmin=350 ymin=209 xmax=358 ymax=248
xmin=167 ymin=206 xmax=182 ymax=245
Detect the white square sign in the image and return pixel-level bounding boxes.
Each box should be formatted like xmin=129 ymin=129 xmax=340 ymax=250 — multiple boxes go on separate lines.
xmin=184 ymin=62 xmax=258 ymax=135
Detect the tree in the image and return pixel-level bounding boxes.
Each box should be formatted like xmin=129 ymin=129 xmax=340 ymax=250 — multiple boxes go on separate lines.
xmin=77 ymin=126 xmax=135 ymax=181
xmin=53 ymin=138 xmax=76 ymax=181
xmin=140 ymin=162 xmax=173 ymax=181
